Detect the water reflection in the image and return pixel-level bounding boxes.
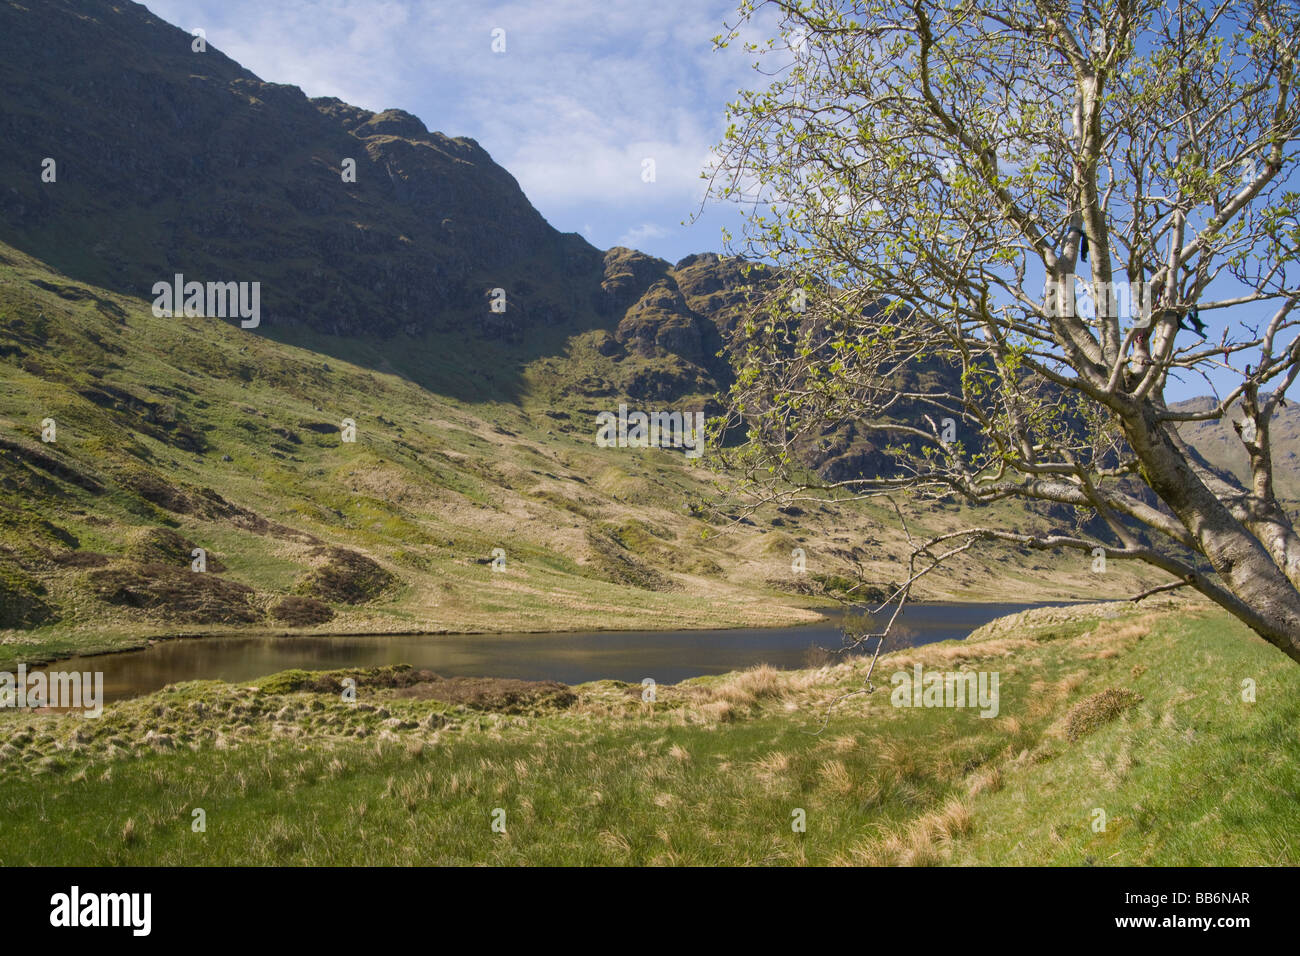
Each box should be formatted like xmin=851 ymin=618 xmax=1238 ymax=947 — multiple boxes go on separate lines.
xmin=39 ymin=601 xmax=1056 ymax=703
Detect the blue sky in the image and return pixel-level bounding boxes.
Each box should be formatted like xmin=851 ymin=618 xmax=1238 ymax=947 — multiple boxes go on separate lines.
xmin=142 ymin=0 xmax=773 ymax=264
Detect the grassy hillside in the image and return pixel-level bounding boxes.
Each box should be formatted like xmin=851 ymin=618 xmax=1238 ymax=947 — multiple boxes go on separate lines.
xmin=0 ymin=598 xmax=1292 ymax=865
xmin=0 ymin=240 xmax=1164 ymax=666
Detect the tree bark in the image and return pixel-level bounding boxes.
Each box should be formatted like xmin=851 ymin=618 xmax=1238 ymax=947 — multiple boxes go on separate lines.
xmin=1125 ymin=403 xmax=1300 ymax=663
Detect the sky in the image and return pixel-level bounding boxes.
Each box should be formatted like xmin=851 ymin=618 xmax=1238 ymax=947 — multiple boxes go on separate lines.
xmin=141 ymin=0 xmax=775 ymax=265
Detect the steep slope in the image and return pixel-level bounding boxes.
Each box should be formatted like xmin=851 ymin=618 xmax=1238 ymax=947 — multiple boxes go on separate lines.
xmin=0 ymin=0 xmax=561 ymax=335
xmin=0 ymin=0 xmax=769 ymax=410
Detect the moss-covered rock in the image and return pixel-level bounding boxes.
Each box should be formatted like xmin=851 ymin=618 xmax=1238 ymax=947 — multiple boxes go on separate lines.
xmin=125 ymin=526 xmax=225 ymax=571
xmin=583 ymin=527 xmax=676 ymax=592
xmin=87 ymin=562 xmax=260 ymax=624
xmin=0 ymin=554 xmax=57 ymax=628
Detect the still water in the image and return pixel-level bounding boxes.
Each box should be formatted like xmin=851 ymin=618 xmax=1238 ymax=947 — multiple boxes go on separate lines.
xmin=45 ymin=601 xmax=1052 ymax=703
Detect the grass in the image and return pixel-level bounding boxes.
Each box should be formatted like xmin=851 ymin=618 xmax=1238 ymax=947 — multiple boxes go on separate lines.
xmin=0 ymin=598 xmax=1294 ymax=865
xmin=0 ymin=238 xmax=1165 ymax=667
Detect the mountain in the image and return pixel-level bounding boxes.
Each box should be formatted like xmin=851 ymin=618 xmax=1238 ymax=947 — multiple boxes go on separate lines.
xmin=0 ymin=235 xmax=1163 ymax=661
xmin=0 ymin=0 xmax=1186 ymax=659
xmin=0 ymin=0 xmax=772 ymax=408
xmin=1171 ymin=396 xmax=1300 ymax=503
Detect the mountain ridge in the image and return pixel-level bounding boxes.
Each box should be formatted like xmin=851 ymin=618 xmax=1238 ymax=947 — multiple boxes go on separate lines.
xmin=0 ymin=0 xmax=760 ymax=404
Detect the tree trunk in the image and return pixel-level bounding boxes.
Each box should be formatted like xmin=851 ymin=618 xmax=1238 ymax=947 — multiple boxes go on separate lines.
xmin=1126 ymin=403 xmax=1300 ymax=663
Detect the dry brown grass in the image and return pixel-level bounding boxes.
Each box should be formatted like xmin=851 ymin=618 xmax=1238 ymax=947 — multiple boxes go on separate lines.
xmin=693 ymin=700 xmax=735 ymax=724
xmin=876 ymin=739 xmax=922 ymax=784
xmin=1075 ymin=619 xmax=1152 ymax=659
xmin=1064 ymin=688 xmax=1144 ymax=741
xmin=1087 ymin=738 xmax=1135 ymax=787
xmin=818 ymin=759 xmax=855 ymax=796
xmin=708 ymin=664 xmax=786 ymax=706
xmin=597 ymin=829 xmax=632 ymax=854
xmin=841 ymin=798 xmax=974 ymax=866
xmin=967 ymin=764 xmax=1003 ymax=797
xmin=886 ymin=637 xmax=1036 ymax=672
xmin=1057 ymin=671 xmax=1089 ymax=695
xmin=751 ymin=750 xmax=790 ymax=783
xmin=682 ymin=664 xmax=798 ymax=724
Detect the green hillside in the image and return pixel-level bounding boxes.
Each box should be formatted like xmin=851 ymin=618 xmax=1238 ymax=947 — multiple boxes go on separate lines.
xmin=0 ymin=240 xmax=1162 ymax=665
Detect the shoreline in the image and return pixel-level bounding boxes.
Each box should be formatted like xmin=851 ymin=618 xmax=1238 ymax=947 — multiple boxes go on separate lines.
xmin=12 ymin=596 xmax=1092 ymax=674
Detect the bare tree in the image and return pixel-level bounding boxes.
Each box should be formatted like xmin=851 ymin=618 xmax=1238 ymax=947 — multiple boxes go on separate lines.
xmin=707 ymin=0 xmax=1300 ymax=663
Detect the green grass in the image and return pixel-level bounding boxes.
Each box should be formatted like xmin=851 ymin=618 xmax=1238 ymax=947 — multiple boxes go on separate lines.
xmin=0 ymin=238 xmax=1167 ymax=667
xmin=0 ymin=600 xmax=1293 ymax=865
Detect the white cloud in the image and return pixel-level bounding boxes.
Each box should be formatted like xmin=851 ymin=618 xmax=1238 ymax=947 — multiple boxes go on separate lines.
xmin=617 ymin=223 xmax=669 ymax=247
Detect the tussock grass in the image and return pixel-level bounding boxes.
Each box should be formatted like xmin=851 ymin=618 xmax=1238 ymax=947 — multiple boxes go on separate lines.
xmin=1064 ymin=689 xmax=1144 ymax=742
xmin=0 ymin=600 xmax=1295 ymax=866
